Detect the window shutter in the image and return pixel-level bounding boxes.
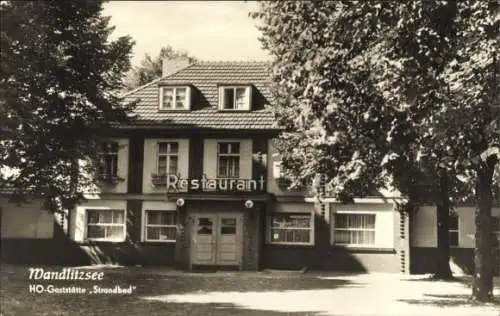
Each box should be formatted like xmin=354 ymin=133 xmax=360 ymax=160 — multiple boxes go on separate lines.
xmin=186 ymin=86 xmax=192 ymax=110
xmin=158 ymin=87 xmax=164 ymax=110
xmin=218 ymin=87 xmax=224 ymax=110
xmin=73 ymin=207 xmax=86 ymax=242
xmin=246 ymin=86 xmax=252 ymax=110
xmin=155 ymin=142 xmax=160 ymax=174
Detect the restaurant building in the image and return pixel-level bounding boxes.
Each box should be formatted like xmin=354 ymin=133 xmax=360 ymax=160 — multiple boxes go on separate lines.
xmin=1 ymin=58 xmax=499 ymax=274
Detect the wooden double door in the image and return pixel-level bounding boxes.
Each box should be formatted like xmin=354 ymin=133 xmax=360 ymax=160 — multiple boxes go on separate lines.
xmin=190 ymin=212 xmax=243 ymax=267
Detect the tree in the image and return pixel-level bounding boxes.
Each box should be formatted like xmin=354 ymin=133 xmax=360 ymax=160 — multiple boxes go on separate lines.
xmin=253 ymin=0 xmax=498 ymax=301
xmin=0 ymin=0 xmax=135 ymax=213
xmin=376 ymin=0 xmax=465 ymax=281
xmin=376 ymin=0 xmax=499 ymax=299
xmin=124 ymin=46 xmax=197 ymax=90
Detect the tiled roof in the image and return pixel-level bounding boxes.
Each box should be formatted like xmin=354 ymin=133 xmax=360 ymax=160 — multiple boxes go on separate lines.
xmin=122 ymin=61 xmax=279 ymax=131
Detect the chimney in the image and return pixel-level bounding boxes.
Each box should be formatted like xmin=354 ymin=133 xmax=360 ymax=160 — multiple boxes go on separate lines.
xmin=162 ymin=56 xmax=192 ymax=77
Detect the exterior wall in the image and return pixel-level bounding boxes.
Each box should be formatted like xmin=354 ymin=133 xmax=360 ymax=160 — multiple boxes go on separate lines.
xmin=64 ymin=199 xmax=178 ymax=266
xmin=203 ymin=139 xmax=253 ymax=181
xmin=410 ymin=206 xmax=500 ymax=275
xmin=142 ymin=138 xmax=190 ymax=194
xmin=0 ymin=198 xmax=55 ymax=239
xmin=411 ymin=206 xmax=500 ymax=248
xmin=262 ymin=201 xmax=402 ymax=273
xmin=0 ymin=198 xmax=84 ymax=265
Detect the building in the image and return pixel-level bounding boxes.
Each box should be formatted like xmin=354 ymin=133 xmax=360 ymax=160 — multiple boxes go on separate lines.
xmin=1 ymin=58 xmax=499 ymax=274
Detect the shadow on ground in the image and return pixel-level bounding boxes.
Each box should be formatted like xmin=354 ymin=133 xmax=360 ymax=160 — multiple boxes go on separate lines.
xmin=398 ymin=293 xmax=500 ymax=308
xmin=1 ymin=264 xmax=355 ymax=316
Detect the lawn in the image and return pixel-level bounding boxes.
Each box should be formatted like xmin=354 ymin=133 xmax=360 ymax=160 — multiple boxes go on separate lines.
xmin=1 ymin=264 xmax=499 ymax=316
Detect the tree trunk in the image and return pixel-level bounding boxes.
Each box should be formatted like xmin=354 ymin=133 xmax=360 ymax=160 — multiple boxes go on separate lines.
xmin=434 ymin=170 xmax=453 ymax=279
xmin=472 ymin=163 xmax=494 ymax=301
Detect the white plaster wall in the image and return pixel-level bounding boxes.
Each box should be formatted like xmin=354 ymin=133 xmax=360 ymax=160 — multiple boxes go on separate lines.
xmin=458 ymin=207 xmax=476 ymax=248
xmin=273 ymin=202 xmax=319 ymax=214
xmin=331 ymin=203 xmax=396 ymax=249
xmin=411 ymin=206 xmax=500 ymax=248
xmin=203 ymin=139 xmax=252 ymax=181
xmin=142 ymin=201 xmax=177 ymax=211
xmin=410 ymin=206 xmax=437 ymax=247
xmin=0 ymin=198 xmax=54 ymax=239
xmin=70 ymin=199 xmax=127 ymax=242
xmin=142 ymin=138 xmax=190 ymax=194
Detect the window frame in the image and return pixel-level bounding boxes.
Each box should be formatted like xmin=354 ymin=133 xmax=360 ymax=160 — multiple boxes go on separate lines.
xmin=85 ymin=209 xmax=126 ymax=242
xmin=216 ymin=141 xmax=240 ymax=178
xmin=448 ymin=213 xmax=460 ymax=248
xmin=98 ymin=142 xmax=119 ymax=178
xmin=267 ymin=212 xmax=315 ymax=246
xmin=332 ymin=211 xmax=377 ymax=247
xmin=143 ymin=209 xmax=177 ymax=243
xmin=159 ymin=86 xmax=191 ymax=111
xmin=156 ymin=142 xmax=179 ymax=176
xmin=218 ymin=86 xmax=251 ymax=111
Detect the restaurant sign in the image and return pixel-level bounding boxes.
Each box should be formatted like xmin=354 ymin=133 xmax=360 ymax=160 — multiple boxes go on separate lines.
xmin=166 ymin=174 xmax=265 ymax=192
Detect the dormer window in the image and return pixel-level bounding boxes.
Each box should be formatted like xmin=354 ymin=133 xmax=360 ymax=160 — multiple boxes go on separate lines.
xmin=219 ymin=86 xmax=252 ymax=111
xmin=159 ymin=86 xmax=191 ymax=111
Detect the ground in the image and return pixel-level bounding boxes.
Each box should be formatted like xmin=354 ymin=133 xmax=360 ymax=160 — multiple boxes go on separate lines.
xmin=1 ymin=265 xmax=499 ymax=316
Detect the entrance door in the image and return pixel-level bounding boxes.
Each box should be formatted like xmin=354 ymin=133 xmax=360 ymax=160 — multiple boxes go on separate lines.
xmin=192 ymin=214 xmax=217 ymax=265
xmin=217 ymin=216 xmax=241 ymax=265
xmin=191 ymin=213 xmax=242 ymax=266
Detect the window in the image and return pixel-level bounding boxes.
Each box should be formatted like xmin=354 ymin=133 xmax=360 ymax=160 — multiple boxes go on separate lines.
xmin=217 ymin=142 xmax=240 ymax=178
xmin=98 ymin=142 xmax=118 ymax=178
xmin=197 ymin=217 xmax=214 ymax=235
xmin=159 ymin=86 xmax=190 ymax=110
xmin=144 ymin=210 xmax=177 ymax=242
xmin=269 ymin=213 xmax=314 ymax=245
xmin=221 ymin=218 xmax=237 ymax=235
xmin=449 ymin=213 xmax=459 ymax=247
xmin=157 ymin=142 xmax=178 ymax=175
xmin=219 ymin=86 xmax=251 ymax=111
xmin=333 ymin=213 xmax=376 ymax=246
xmin=86 ymin=209 xmax=125 ymax=241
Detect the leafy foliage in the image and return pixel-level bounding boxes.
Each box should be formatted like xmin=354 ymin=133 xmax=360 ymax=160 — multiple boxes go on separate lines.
xmin=253 ymin=0 xmax=498 ymax=300
xmin=0 ymin=0 xmax=135 ymax=212
xmin=253 ymin=2 xmax=398 ymax=201
xmin=124 ymin=45 xmax=197 ymax=90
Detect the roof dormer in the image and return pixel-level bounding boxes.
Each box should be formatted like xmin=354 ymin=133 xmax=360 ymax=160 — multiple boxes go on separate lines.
xmin=158 ymin=85 xmax=192 ymax=111
xmin=218 ymin=85 xmax=252 ymax=111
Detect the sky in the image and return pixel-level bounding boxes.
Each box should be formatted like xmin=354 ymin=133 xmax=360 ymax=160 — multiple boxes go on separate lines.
xmin=103 ymin=1 xmax=270 ymax=67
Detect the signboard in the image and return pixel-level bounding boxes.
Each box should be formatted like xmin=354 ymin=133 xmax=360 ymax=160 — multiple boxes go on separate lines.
xmin=166 ymin=174 xmax=265 ymax=192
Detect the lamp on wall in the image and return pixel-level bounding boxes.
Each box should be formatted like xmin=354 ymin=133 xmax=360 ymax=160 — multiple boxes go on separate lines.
xmin=176 ymin=198 xmax=185 ymax=207
xmin=245 ymin=200 xmax=254 ymax=209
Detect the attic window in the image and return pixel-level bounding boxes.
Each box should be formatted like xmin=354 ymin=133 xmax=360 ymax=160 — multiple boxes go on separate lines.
xmin=219 ymin=86 xmax=252 ymax=111
xmin=159 ymin=86 xmax=191 ymax=110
